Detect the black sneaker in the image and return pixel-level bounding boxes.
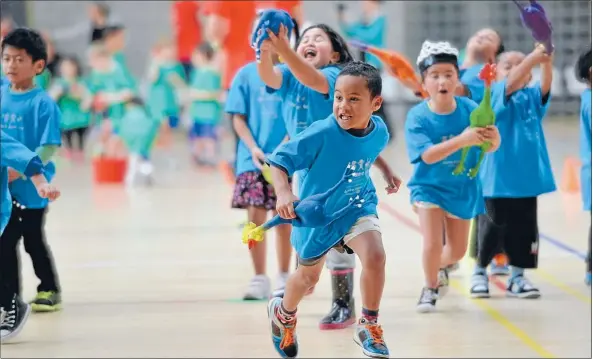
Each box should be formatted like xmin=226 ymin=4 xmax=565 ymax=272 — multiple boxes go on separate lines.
xmin=1 ymin=294 xmax=32 ymax=343
xmin=506 ymin=275 xmax=541 ymax=299
xmin=416 ymin=287 xmax=438 ymax=313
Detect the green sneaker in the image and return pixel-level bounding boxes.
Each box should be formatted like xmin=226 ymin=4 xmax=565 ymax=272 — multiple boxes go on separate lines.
xmin=30 ymin=291 xmax=62 ymax=312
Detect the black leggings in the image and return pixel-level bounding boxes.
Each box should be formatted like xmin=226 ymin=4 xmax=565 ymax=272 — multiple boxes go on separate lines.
xmin=0 ymin=203 xmax=61 ymax=296
xmin=62 ymin=127 xmax=88 ymax=151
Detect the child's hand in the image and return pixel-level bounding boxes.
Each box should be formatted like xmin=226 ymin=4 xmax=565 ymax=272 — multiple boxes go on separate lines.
xmin=383 ymin=171 xmax=402 ymax=194
xmin=36 ymin=183 xmax=61 ymax=201
xmin=7 ymin=168 xmax=22 ymax=182
xmin=266 ymin=24 xmax=292 ymax=56
xmin=481 ymin=125 xmax=501 ymax=151
xmin=251 ymin=147 xmax=266 ymax=170
xmin=276 ymin=189 xmax=299 ymax=219
xmin=458 ymin=127 xmax=487 ymax=147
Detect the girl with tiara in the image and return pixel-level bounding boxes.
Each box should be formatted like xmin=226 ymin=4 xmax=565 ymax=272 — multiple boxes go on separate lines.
xmin=404 ymin=40 xmax=500 ymax=312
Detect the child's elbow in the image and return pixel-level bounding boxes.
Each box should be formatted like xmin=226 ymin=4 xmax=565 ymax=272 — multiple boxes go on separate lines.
xmin=420 ymin=153 xmax=437 ymax=165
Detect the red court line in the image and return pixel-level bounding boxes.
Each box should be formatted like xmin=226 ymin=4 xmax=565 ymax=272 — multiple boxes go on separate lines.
xmin=378 ymin=202 xmax=508 ymax=291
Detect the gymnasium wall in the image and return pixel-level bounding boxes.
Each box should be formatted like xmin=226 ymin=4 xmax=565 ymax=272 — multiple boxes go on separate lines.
xmin=23 ymin=0 xmax=593 ymax=117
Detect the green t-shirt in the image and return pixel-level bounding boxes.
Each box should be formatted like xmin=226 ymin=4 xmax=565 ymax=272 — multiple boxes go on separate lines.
xmin=34 ymin=68 xmax=52 ymax=90
xmin=148 ymin=62 xmax=186 ymax=119
xmin=189 ymin=67 xmax=222 ymax=125
xmin=118 ymin=106 xmax=160 ymax=155
xmin=86 ymin=63 xmax=137 ymax=127
xmin=53 ymin=78 xmax=91 ymax=130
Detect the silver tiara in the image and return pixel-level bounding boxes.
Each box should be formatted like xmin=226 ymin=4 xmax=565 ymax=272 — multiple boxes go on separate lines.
xmin=416 ymin=40 xmax=459 ymax=66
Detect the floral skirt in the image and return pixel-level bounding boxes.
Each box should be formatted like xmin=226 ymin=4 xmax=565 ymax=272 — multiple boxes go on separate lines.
xmin=231 ymin=171 xmax=285 ymax=211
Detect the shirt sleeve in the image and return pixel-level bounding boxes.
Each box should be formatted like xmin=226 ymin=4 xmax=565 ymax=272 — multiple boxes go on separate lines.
xmin=404 ymin=110 xmax=433 ymax=164
xmin=319 ymin=66 xmax=339 ymax=97
xmin=0 ymin=130 xmax=41 ymax=174
xmin=37 ymin=99 xmax=63 ymax=147
xmin=525 ymin=82 xmax=551 ymax=120
xmin=267 ymin=121 xmax=325 ymax=175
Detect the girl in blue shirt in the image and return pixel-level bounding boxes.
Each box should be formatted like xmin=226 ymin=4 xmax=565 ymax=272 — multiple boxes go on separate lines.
xmin=575 ymin=48 xmax=592 ymax=285
xmin=471 ymin=45 xmax=554 ymax=300
xmin=225 ymin=54 xmax=292 ymax=301
xmin=404 ymin=41 xmax=501 ymax=313
xmin=265 ymin=61 xmax=399 ymax=359
xmin=256 ymin=22 xmax=363 ymax=329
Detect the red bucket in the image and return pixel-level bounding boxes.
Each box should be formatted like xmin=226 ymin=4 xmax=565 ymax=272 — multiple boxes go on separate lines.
xmin=92 ymin=157 xmax=128 ymax=184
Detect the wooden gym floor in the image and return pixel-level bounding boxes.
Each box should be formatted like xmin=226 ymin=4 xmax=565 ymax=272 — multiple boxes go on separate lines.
xmin=1 ymin=120 xmax=591 ymax=358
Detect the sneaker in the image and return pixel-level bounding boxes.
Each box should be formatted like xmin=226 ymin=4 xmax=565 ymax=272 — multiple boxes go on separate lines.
xmin=437 ymin=268 xmax=449 ymax=298
xmin=30 ymin=291 xmax=62 ymax=312
xmin=490 ymin=254 xmax=510 ymax=276
xmin=353 ymin=318 xmax=389 ymax=358
xmin=506 ymin=275 xmax=541 ymax=299
xmin=470 ymin=272 xmax=490 ymax=298
xmin=416 ymin=287 xmax=438 ymax=313
xmin=1 ymin=294 xmax=32 ymax=343
xmin=267 ymin=297 xmax=298 ymax=358
xmin=243 ymin=275 xmax=271 ymax=301
xmin=271 ymin=272 xmax=290 ymax=298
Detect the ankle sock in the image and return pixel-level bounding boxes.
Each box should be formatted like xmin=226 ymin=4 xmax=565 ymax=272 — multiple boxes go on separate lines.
xmin=510 ymin=266 xmax=524 ymax=279
xmin=362 ymin=308 xmax=378 ymax=323
xmin=277 ymin=301 xmax=297 ymax=323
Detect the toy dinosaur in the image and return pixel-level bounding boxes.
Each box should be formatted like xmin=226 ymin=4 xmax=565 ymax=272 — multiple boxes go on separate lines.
xmin=453 ymin=63 xmax=497 ymax=179
xmin=348 ymin=40 xmax=428 ymax=99
xmin=512 ymin=0 xmax=554 ymax=54
xmin=242 ymin=164 xmax=367 ymax=249
xmin=251 ymin=9 xmax=294 ymax=61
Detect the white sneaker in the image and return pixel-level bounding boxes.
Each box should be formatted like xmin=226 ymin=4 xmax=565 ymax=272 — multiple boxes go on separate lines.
xmin=243 ymin=275 xmax=271 ymax=300
xmin=271 ymin=272 xmax=290 ymax=298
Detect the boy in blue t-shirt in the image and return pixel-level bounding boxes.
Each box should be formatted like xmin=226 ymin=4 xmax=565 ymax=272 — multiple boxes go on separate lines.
xmin=265 ymin=62 xmax=399 ymax=359
xmin=471 ymin=45 xmax=555 ymax=299
xmin=0 ymin=28 xmax=63 ymax=313
xmin=225 ymin=57 xmax=292 ymax=301
xmin=0 ymin=130 xmax=61 ymax=343
xmin=405 ymin=41 xmax=501 ymax=313
xmin=575 ymin=48 xmax=592 ymax=285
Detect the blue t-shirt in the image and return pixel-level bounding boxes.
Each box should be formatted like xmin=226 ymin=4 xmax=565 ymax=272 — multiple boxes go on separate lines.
xmin=0 ymin=130 xmax=42 ymax=234
xmin=580 ymin=89 xmax=592 ymax=211
xmin=267 ymin=115 xmax=389 ymax=260
xmin=460 ymin=64 xmax=485 ymax=103
xmin=267 ymin=64 xmax=340 ymax=138
xmin=225 ymin=62 xmax=287 ymax=176
xmin=0 ymin=86 xmax=62 ymax=208
xmin=405 ymin=97 xmax=485 ymax=219
xmin=479 ymin=80 xmax=555 ymax=198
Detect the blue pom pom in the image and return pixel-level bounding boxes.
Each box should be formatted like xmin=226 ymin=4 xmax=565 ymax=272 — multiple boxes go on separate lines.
xmin=251 ymin=9 xmax=294 ymax=61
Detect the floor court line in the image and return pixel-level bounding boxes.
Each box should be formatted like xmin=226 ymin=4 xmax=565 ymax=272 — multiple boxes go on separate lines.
xmin=379 ymin=200 xmax=592 ymax=303
xmin=378 ymin=202 xmax=557 ymax=358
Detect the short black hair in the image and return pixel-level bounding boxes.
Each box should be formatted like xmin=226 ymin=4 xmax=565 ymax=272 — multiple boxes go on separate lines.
xmin=575 ymin=47 xmax=592 ymax=84
xmin=1 ymin=28 xmax=48 ymax=68
xmin=337 ymin=61 xmax=382 ymax=98
xmin=495 ymin=30 xmax=505 ymax=56
xmin=197 ymin=42 xmax=215 ymax=61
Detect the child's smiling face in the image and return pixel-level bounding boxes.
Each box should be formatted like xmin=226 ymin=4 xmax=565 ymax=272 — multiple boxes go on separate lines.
xmin=333 ymin=74 xmax=382 ymax=130
xmin=1 ymin=45 xmax=44 ymax=86
xmin=496 ymin=51 xmax=531 ymax=86
xmin=297 ymin=27 xmax=339 ymax=69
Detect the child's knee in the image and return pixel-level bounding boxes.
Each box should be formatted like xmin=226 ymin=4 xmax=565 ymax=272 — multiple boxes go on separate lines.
xmin=296 ymin=265 xmax=322 ymax=287
xmin=362 ymin=246 xmax=386 ymax=271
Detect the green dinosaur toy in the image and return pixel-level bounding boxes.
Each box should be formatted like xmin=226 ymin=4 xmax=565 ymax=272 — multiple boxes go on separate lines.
xmin=453 ymin=63 xmax=497 ymax=178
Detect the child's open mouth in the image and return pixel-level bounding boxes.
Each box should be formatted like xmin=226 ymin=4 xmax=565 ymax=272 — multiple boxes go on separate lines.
xmin=438 ymin=89 xmax=448 ymax=94
xmin=338 ymin=114 xmax=352 ymax=121
xmin=304 ymin=48 xmax=317 ymax=59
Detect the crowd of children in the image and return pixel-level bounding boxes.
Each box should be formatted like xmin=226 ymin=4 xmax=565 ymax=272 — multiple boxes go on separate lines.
xmin=0 ymin=4 xmax=591 ymax=359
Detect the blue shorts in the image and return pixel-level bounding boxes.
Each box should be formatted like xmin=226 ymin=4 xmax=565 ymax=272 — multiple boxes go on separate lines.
xmin=191 ymin=122 xmax=217 ymax=139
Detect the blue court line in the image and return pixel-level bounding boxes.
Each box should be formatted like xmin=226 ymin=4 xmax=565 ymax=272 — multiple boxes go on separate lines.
xmin=539 ymin=232 xmax=587 ymax=260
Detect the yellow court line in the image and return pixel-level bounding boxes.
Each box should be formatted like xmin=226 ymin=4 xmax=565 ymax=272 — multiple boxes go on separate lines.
xmin=448 ymin=279 xmax=557 ymax=359
xmin=533 ymin=269 xmax=592 ymax=304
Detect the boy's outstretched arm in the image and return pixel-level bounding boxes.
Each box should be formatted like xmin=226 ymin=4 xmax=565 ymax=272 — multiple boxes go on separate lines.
xmin=257 ymin=49 xmax=283 ymax=89
xmin=539 ymin=52 xmax=553 ymax=101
